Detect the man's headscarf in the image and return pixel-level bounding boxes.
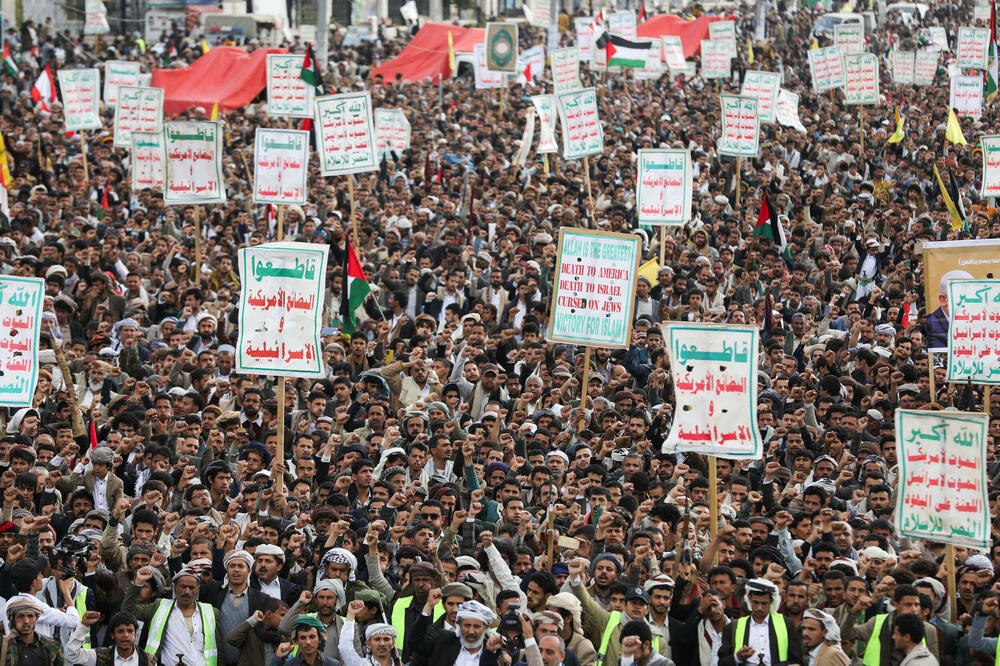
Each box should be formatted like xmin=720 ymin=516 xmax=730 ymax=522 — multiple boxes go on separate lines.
xmin=743 ymin=578 xmax=780 ymax=614
xmin=803 ymin=609 xmax=841 ymax=643
xmin=224 ymin=549 xmax=255 ymax=569
xmin=365 ymin=622 xmax=397 ymax=641
xmin=127 ymin=539 xmax=156 ymax=562
xmin=318 ymin=547 xmax=357 ymax=581
xmin=5 ymin=597 xmax=42 ymax=619
xmin=456 ymin=600 xmax=495 ymax=626
xmin=313 ymin=578 xmax=347 ymax=613
xmin=546 ymin=593 xmax=583 ymax=634
xmin=291 ymin=615 xmax=327 ymax=652
xmin=254 ymin=544 xmax=285 ymax=562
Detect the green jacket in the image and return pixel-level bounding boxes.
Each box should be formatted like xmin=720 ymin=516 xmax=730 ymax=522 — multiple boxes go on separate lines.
xmin=121 ymin=582 xmax=224 ymax=662
xmin=0 ymin=633 xmax=64 ymax=666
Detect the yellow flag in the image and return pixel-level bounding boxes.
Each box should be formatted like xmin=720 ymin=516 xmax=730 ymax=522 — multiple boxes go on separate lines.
xmin=0 ymin=130 xmax=11 ymax=187
xmin=201 ymin=38 xmax=210 ymax=55
xmin=811 ymin=37 xmax=819 ymax=50
xmin=933 ymin=164 xmax=966 ymax=231
xmin=638 ymin=258 xmax=660 ymax=284
xmin=210 ymin=102 xmax=220 ymax=121
xmin=887 ymin=107 xmax=905 ymax=143
xmin=747 ymin=39 xmax=755 ymax=64
xmin=945 ymin=108 xmax=967 ymax=145
xmin=447 ymin=31 xmax=456 ymax=74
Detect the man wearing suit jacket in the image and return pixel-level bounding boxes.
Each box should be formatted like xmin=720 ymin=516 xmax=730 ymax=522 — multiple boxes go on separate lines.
xmin=719 ymin=578 xmax=803 ymax=666
xmin=800 ymin=609 xmax=850 ymax=666
xmin=249 ymin=544 xmax=297 ymax=605
xmin=414 ymin=599 xmax=503 ymax=666
xmin=69 ymin=446 xmax=123 ymax=516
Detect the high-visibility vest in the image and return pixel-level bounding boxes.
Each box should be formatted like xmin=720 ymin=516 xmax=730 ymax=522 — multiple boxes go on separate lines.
xmin=595 ymin=612 xmax=661 ymax=666
xmin=144 ymin=598 xmax=218 ymax=666
xmin=733 ymin=613 xmax=789 ymax=663
xmin=390 ymin=596 xmax=445 ymax=650
xmin=75 ymin=590 xmax=91 ymax=649
xmin=863 ymin=614 xmax=925 ymax=666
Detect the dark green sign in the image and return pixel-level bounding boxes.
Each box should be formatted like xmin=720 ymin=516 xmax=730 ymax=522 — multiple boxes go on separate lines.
xmin=486 ymin=23 xmax=518 ymax=73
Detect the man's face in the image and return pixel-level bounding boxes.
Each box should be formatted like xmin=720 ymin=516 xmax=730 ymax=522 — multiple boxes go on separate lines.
xmin=255 ymin=555 xmax=281 ymax=582
xmin=800 ymin=618 xmax=826 ymax=650
xmin=896 ymin=594 xmax=921 ymax=616
xmin=594 ymin=560 xmax=618 ymax=587
xmin=227 ymin=560 xmax=250 ymax=586
xmin=785 ymin=585 xmax=809 ymax=614
xmin=649 ymin=588 xmax=672 ymax=616
xmin=538 ymin=635 xmax=565 ymax=666
xmin=174 ymin=576 xmax=199 ymax=607
xmin=822 ymin=578 xmax=845 ymax=607
xmin=411 ymin=573 xmax=434 ymax=599
xmin=459 ymin=619 xmax=487 ymax=649
xmin=748 ymin=593 xmax=772 ymax=621
xmin=13 ymin=611 xmax=37 ymax=637
xmin=296 ymin=627 xmax=321 ymax=656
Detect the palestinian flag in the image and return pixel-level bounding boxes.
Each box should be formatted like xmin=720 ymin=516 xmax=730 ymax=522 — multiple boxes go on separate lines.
xmin=933 ymin=163 xmax=968 ymax=232
xmin=300 ymin=45 xmax=324 ymax=94
xmin=638 ymin=1 xmax=646 ymax=22
xmin=31 ymin=65 xmax=55 ymax=112
xmin=2 ymin=42 xmax=16 ymax=77
xmin=589 ymin=10 xmax=605 ymax=34
xmin=753 ymin=193 xmax=790 ymax=259
xmin=340 ymin=240 xmax=372 ymax=335
xmin=165 ymin=44 xmax=178 ymax=64
xmin=604 ymin=34 xmax=652 ymax=68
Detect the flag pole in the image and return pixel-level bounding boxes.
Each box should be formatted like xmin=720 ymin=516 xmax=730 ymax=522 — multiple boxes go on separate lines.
xmin=80 ymin=133 xmax=89 ymax=183
xmin=276 ymin=376 xmax=285 ymax=494
xmin=277 ymin=204 xmax=285 ymax=241
xmin=928 ymin=351 xmax=937 ymax=405
xmin=709 ymin=455 xmax=718 ymax=565
xmin=735 ymin=157 xmax=742 ymax=209
xmin=194 ymin=206 xmax=202 ymax=286
xmin=583 ymin=156 xmax=594 ymax=226
xmin=347 ymin=175 xmax=360 ymax=248
xmin=859 ymin=106 xmax=865 ymax=156
xmin=659 ymin=226 xmax=667 ymax=265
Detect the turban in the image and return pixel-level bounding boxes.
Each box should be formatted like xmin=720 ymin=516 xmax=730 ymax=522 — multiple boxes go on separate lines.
xmin=5 ymin=597 xmax=42 ymax=619
xmin=365 ymin=622 xmax=397 ymax=641
xmin=456 ymin=600 xmax=495 ymax=626
xmin=590 ymin=553 xmax=623 ymax=577
xmin=186 ymin=558 xmax=213 ymax=576
xmin=254 ymin=544 xmax=285 ymax=562
xmin=313 ymin=578 xmax=347 ymax=613
xmin=172 ymin=568 xmax=202 ymax=583
xmin=224 ymin=550 xmax=255 ymax=569
xmin=127 ymin=540 xmax=157 ymax=562
xmin=291 ymin=615 xmax=328 ymax=651
xmin=744 ymin=578 xmax=781 ymax=614
xmin=455 ymin=556 xmax=480 ymax=571
xmin=804 ymin=609 xmax=841 ymax=643
xmin=319 ymin=547 xmax=357 ymax=581
xmin=532 ymin=610 xmax=563 ymax=631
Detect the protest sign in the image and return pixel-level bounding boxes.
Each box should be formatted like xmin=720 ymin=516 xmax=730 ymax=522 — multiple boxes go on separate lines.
xmin=776 ymin=89 xmax=807 ymax=133
xmin=662 ymin=323 xmax=762 ymax=459
xmin=808 ymin=46 xmax=845 ymax=92
xmin=636 ymin=40 xmax=663 ymax=80
xmin=474 ymin=44 xmax=504 ymax=89
xmin=486 ymin=23 xmax=518 ymax=72
xmin=521 ymin=44 xmax=545 ymax=81
xmin=636 ymin=149 xmax=692 ymax=225
xmin=85 ymin=0 xmax=109 ymax=34
xmin=895 ymin=409 xmax=990 ymax=550
xmin=551 ymin=47 xmax=581 ymax=92
xmin=374 ymin=109 xmax=411 ymax=157
xmin=58 ymin=69 xmax=102 ymax=131
xmin=266 ymin=54 xmax=313 ymax=118
xmin=842 ymin=53 xmax=879 ymax=105
xmin=556 ymin=87 xmax=603 ymax=160
xmin=923 ymin=240 xmax=1000 ymax=351
xmin=957 ymin=27 xmax=989 ymax=69
xmin=513 ymin=108 xmax=536 ymax=168
xmin=951 ymin=75 xmax=983 ymax=118
xmin=575 ymin=18 xmax=593 ymax=63
xmin=253 ymin=129 xmax=309 ymax=205
xmin=893 ymin=50 xmax=915 ymax=85
xmin=975 ymin=0 xmax=992 ymax=22
xmin=531 ymin=95 xmax=558 ymax=154
xmin=833 ymin=23 xmax=864 ymax=54
xmin=914 ymin=49 xmax=939 ymax=85
xmin=947 ymin=280 xmax=1000 ymax=383
xmin=608 ymin=11 xmax=637 ymax=39
xmin=661 ymin=36 xmax=685 ymax=71
xmin=523 ymin=0 xmax=551 ymax=28
xmin=717 ymin=94 xmax=759 ymax=157
xmin=314 ymin=92 xmax=378 ymax=177
xmin=923 ymin=27 xmax=949 ymax=51
xmin=740 ymin=70 xmax=780 ymax=123
xmin=709 ymin=19 xmax=737 ymax=58
xmin=0 ymin=277 xmax=44 ymax=408
xmin=980 ymin=135 xmax=1000 ymax=197
xmin=547 ymin=228 xmax=640 ymax=348
xmin=113 ymin=86 xmax=163 ymax=149
xmin=701 ymin=39 xmax=732 ymax=79
xmin=131 ymin=131 xmax=165 ymax=191
xmin=236 ymin=242 xmax=330 ymax=378
xmin=103 ymin=60 xmax=141 ymax=106
xmin=163 ymin=121 xmax=226 ymax=204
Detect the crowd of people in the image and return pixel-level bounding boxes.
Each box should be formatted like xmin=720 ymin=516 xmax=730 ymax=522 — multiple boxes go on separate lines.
xmin=0 ymin=0 xmax=997 ymax=665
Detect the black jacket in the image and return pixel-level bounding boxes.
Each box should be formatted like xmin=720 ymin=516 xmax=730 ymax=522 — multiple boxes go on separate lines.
xmin=718 ymin=613 xmax=803 ymax=666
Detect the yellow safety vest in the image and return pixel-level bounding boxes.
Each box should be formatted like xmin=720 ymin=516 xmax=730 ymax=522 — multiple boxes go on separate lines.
xmin=733 ymin=613 xmax=789 ymax=663
xmin=390 ymin=596 xmax=445 ymax=650
xmin=863 ymin=614 xmax=925 ymax=666
xmin=144 ymin=598 xmax=218 ymax=666
xmin=75 ymin=590 xmax=91 ymax=649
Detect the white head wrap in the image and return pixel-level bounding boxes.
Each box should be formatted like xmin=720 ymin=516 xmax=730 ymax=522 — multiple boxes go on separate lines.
xmin=365 ymin=622 xmax=397 ymax=641
xmin=313 ymin=578 xmax=347 ymax=613
xmin=224 ymin=549 xmax=255 ymax=569
xmin=254 ymin=544 xmax=285 ymax=562
xmin=803 ymin=609 xmax=841 ymax=643
xmin=319 ymin=547 xmax=357 ymax=581
xmin=743 ymin=578 xmax=781 ymax=614
xmin=456 ymin=600 xmax=496 ymax=626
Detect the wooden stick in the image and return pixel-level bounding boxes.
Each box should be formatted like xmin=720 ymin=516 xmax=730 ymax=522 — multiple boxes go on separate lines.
xmin=277 ymin=204 xmax=285 ymax=241
xmin=347 ymin=175 xmax=360 ymax=249
xmin=583 ymin=156 xmax=594 ymax=227
xmin=709 ymin=455 xmax=718 ymax=566
xmin=735 ymin=157 xmax=742 ymax=209
xmin=986 ymin=385 xmax=992 ymax=415
xmin=859 ymin=106 xmax=865 ymax=156
xmin=276 ymin=377 xmax=285 ymax=494
xmin=542 ymin=153 xmax=549 ymax=176
xmin=946 ymin=544 xmax=957 ymax=623
xmin=659 ymin=226 xmax=667 ymax=266
xmin=928 ymin=351 xmax=937 ymax=404
xmin=53 ymin=341 xmax=86 ymax=437
xmin=580 ymin=347 xmax=592 ymax=411
xmin=546 ymin=507 xmax=556 ymax=571
xmin=194 ymin=206 xmax=202 ymax=285
xmin=80 ymin=134 xmax=89 ymax=183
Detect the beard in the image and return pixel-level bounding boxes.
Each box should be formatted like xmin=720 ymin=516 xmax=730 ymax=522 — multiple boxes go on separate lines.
xmin=460 ymin=632 xmax=485 ymax=651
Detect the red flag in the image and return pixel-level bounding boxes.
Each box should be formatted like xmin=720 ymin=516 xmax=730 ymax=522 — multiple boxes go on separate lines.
xmin=638 ymin=1 xmax=646 ymax=22
xmin=902 ymin=301 xmax=913 ymax=329
xmin=449 ymin=98 xmax=456 ymax=113
xmin=523 ymin=62 xmax=532 ymax=83
xmin=100 ymin=186 xmax=110 ymax=217
xmin=89 ymin=421 xmax=98 ymax=450
xmin=300 ymin=118 xmax=312 ymax=131
xmin=434 ymin=165 xmax=443 ymax=183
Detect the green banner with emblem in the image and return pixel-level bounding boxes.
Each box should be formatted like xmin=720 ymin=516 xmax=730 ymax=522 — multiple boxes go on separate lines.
xmin=486 ymin=22 xmax=518 ymax=72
